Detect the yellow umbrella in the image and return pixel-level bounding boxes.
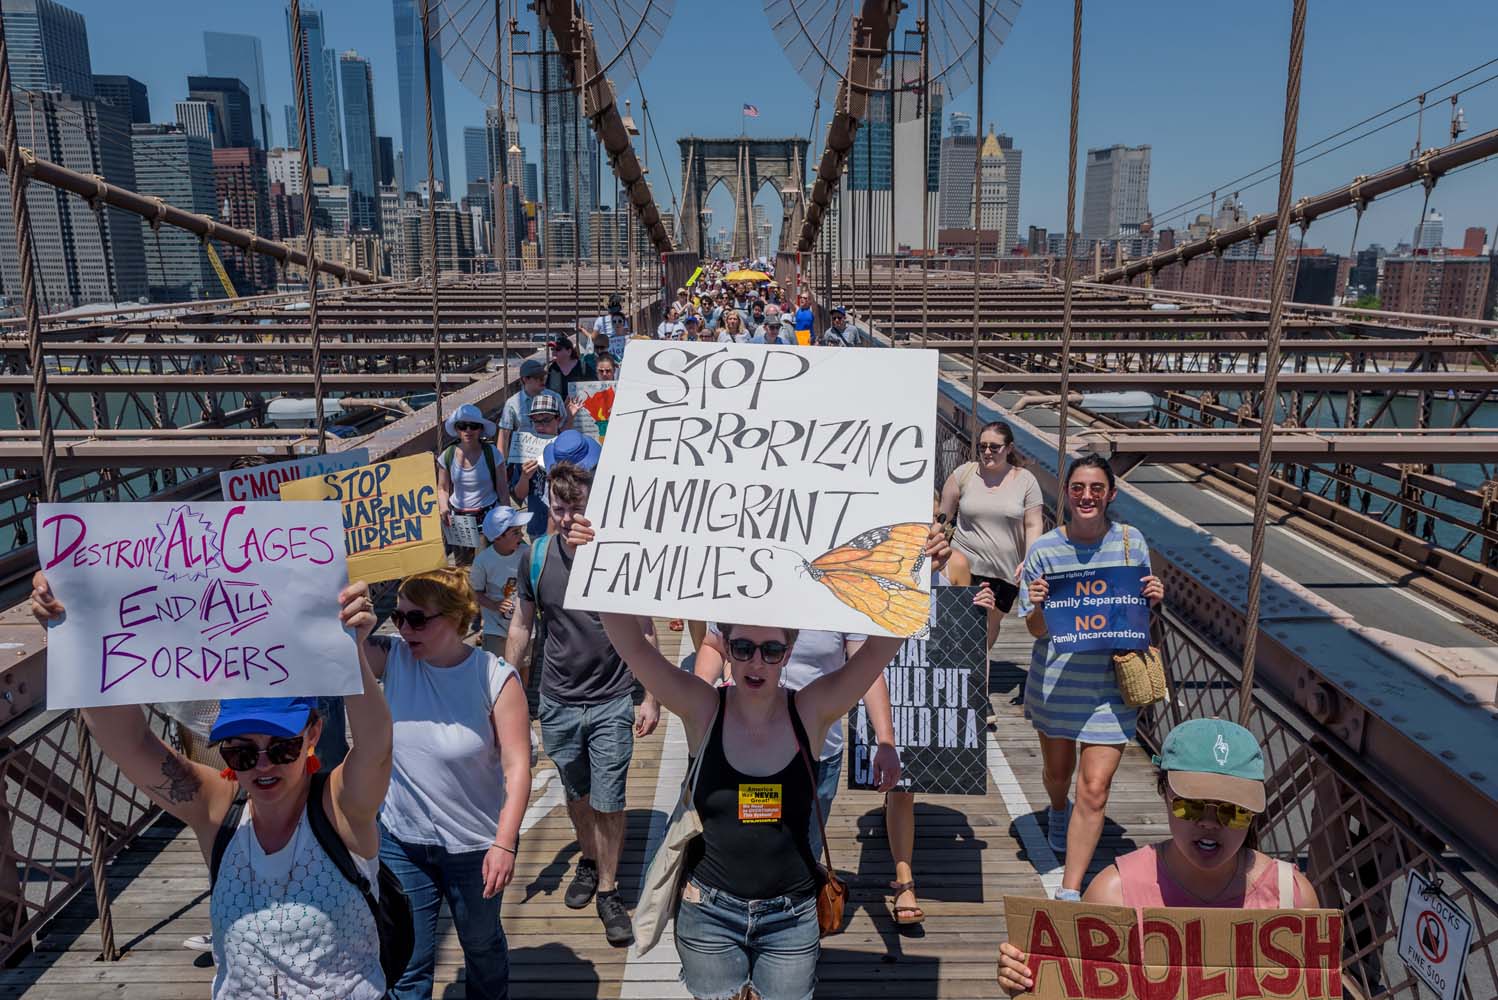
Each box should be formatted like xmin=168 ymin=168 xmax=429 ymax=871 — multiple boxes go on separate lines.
xmin=725 ymin=268 xmax=771 ymax=282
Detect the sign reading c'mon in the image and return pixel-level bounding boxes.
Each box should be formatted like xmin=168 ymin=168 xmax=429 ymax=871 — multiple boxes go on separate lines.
xmin=37 ymin=501 xmax=358 ymax=709
xmin=562 ymin=341 xmax=938 ymax=637
xmin=1003 ymin=895 xmax=1344 ymax=1000
xmin=279 ymin=453 xmax=445 ymax=583
xmin=218 ymin=449 xmax=370 ymax=502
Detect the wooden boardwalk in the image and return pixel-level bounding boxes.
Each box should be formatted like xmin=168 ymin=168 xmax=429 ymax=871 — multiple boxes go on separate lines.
xmin=0 ymin=628 xmax=1162 ymax=999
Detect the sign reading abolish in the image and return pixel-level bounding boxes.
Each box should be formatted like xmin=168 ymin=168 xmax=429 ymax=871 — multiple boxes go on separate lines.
xmin=1040 ymin=565 xmax=1150 ymax=653
xmin=38 ymin=502 xmax=356 ymax=709
xmin=848 ymin=586 xmax=988 ymax=794
xmin=279 ymin=453 xmax=445 ymax=583
xmin=1003 ymin=896 xmax=1343 ymax=1000
xmin=563 ymin=342 xmax=938 ymax=637
xmin=218 ymin=449 xmax=370 ymax=502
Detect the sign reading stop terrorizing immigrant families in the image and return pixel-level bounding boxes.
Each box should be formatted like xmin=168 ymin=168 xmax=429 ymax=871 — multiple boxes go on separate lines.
xmin=565 ymin=341 xmax=938 ymax=637
xmin=37 ymin=502 xmax=358 ymax=709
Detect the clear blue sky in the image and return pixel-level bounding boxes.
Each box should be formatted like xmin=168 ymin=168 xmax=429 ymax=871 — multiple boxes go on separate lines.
xmin=74 ymin=0 xmax=1498 ymax=254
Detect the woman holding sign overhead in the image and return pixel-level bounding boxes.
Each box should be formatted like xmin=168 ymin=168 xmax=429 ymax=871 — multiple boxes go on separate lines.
xmin=30 ymin=573 xmax=398 ymax=999
xmin=1018 ymin=454 xmax=1166 ymax=902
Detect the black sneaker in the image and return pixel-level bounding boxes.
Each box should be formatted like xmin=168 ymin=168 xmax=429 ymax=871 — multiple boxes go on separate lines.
xmin=564 ymin=858 xmax=598 ymax=909
xmin=596 ymin=890 xmax=634 ymax=946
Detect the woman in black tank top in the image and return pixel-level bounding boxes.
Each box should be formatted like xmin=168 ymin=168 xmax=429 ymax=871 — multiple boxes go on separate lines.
xmin=569 ymin=514 xmax=950 ymax=1000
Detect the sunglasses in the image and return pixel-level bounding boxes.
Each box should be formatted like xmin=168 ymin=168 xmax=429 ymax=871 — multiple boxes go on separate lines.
xmin=726 ymin=638 xmax=789 ymax=665
xmin=220 ymin=736 xmax=305 ymax=772
xmin=978 ymin=443 xmax=1007 ymax=453
xmin=391 ymin=608 xmax=441 ymax=630
xmin=1068 ymin=483 xmax=1110 ymax=497
xmin=454 ymin=421 xmax=483 ymax=432
xmin=532 ymin=413 xmax=559 ymax=423
xmin=1170 ymin=796 xmax=1256 ymax=829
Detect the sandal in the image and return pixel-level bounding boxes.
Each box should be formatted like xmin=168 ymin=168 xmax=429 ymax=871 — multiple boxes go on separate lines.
xmin=668 ymin=619 xmax=684 ymax=631
xmin=888 ymin=880 xmax=925 ymax=926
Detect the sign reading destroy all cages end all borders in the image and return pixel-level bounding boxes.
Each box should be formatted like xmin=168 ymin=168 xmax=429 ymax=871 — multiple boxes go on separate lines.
xmin=1003 ymin=895 xmax=1344 ymax=1000
xmin=563 ymin=341 xmax=939 ymax=638
xmin=279 ymin=453 xmax=446 ymax=584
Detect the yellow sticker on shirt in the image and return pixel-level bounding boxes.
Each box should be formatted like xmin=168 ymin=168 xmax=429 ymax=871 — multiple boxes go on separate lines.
xmin=738 ymin=783 xmax=783 ymax=823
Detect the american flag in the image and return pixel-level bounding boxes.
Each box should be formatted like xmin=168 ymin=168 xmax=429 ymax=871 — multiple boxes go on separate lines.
xmin=742 ymin=103 xmax=760 ymax=118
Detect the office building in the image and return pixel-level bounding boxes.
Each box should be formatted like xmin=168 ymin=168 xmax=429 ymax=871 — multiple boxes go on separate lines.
xmin=840 ymin=57 xmax=941 ymax=256
xmin=937 ymin=134 xmax=977 ymax=230
xmin=464 ymin=125 xmax=488 ymax=185
xmin=977 ymin=126 xmax=1008 ymax=245
xmin=524 ymin=161 xmax=538 ymax=203
xmin=312 ymin=181 xmax=350 ymax=234
xmin=92 ymin=75 xmax=148 ymax=123
xmin=0 ymin=93 xmax=146 ymax=310
xmin=507 ymin=143 xmax=525 ymax=198
xmin=131 ymin=124 xmax=217 ymax=301
xmin=2 ymin=0 xmax=93 ymax=97
xmin=1349 ymin=245 xmax=1382 ymax=297
xmin=540 ymin=38 xmax=598 ymax=258
xmin=212 ymin=146 xmax=275 ymax=292
xmin=1464 ymin=227 xmax=1487 ymax=254
xmin=284 ymin=5 xmax=344 ymax=181
xmin=486 ymin=107 xmax=509 ymax=181
xmin=203 ymin=32 xmax=272 ymax=148
xmin=393 ymin=0 xmax=451 ymax=195
xmin=994 ymin=133 xmax=1021 ymax=253
xmin=267 ymin=180 xmax=302 ymax=243
xmin=948 ymin=111 xmax=972 ymax=137
xmin=339 ymin=51 xmax=380 ymax=233
xmin=188 ymin=76 xmax=255 ymax=149
xmin=175 ymin=99 xmax=221 ymax=146
xmin=1415 ymin=208 xmax=1444 ymax=251
xmin=267 ymin=147 xmax=304 ymax=195
xmin=401 ymin=198 xmax=473 ymax=275
xmin=1082 ymin=144 xmax=1150 ymax=241
xmin=377 ymin=136 xmax=396 ymax=186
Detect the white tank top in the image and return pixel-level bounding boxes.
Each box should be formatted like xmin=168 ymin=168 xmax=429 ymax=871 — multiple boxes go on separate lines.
xmin=380 ymin=637 xmax=519 ymax=852
xmin=210 ymin=803 xmax=383 ymax=999
xmin=446 ymin=444 xmax=500 ymax=511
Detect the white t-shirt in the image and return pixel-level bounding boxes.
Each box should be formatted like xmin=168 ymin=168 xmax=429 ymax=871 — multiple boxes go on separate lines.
xmin=379 ymin=638 xmax=519 ymax=852
xmin=470 ymin=545 xmax=522 ymax=635
xmin=593 ymin=313 xmax=630 ymax=358
xmin=717 ymin=329 xmax=749 ymax=344
xmin=656 ymin=320 xmax=685 ymax=340
xmin=443 ymin=444 xmax=501 ymax=511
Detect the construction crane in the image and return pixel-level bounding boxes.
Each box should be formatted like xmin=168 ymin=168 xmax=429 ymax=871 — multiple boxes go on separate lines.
xmin=204 ymin=242 xmax=238 ymax=299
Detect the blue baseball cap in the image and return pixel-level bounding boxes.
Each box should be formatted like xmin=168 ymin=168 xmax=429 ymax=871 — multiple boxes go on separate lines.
xmin=542 ymin=429 xmax=602 ymax=471
xmin=210 ymin=697 xmax=317 ymax=742
xmin=482 ymin=505 xmax=524 ymax=540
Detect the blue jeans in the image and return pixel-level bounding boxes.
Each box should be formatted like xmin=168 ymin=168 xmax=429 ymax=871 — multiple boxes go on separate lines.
xmin=379 ymin=828 xmax=509 ymax=1000
xmin=675 ymin=878 xmax=820 ymax=1000
xmin=808 ymin=750 xmax=843 ymax=862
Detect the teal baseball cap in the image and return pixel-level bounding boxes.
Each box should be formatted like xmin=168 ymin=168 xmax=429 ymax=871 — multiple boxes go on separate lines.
xmin=1152 ymin=718 xmax=1266 ymax=813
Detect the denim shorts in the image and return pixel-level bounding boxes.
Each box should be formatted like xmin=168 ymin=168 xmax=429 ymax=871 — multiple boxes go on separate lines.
xmin=537 ymin=692 xmax=634 ymax=813
xmin=675 ymin=878 xmax=819 ymax=1000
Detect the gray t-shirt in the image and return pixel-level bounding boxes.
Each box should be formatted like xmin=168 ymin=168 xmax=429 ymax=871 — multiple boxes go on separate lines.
xmin=951 ymin=464 xmax=1044 ymax=580
xmin=516 ymin=539 xmax=634 ymax=705
xmin=499 ymin=388 xmax=565 ymax=436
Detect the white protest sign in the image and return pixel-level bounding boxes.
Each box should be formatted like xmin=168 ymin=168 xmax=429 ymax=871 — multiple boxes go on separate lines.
xmin=564 ymin=341 xmax=938 ymax=637
xmin=508 ymin=431 xmax=548 ymax=465
xmin=218 ymin=449 xmax=370 ymax=502
xmin=445 ymin=513 xmax=484 ymax=548
xmin=38 ymin=502 xmax=358 ymax=708
xmin=1398 ymin=870 xmax=1472 ymax=1000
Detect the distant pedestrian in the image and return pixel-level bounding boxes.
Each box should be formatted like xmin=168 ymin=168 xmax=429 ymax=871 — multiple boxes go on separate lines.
xmin=792 ymin=290 xmax=815 ymax=345
xmin=585 ymin=293 xmax=632 ymax=361
xmin=656 ymin=305 xmax=686 ymax=340
xmin=470 ymin=506 xmax=527 ymax=660
xmin=438 ymin=403 xmax=507 ymax=565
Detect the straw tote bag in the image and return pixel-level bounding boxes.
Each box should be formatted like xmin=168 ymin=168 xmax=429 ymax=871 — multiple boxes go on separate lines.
xmin=1111 ymin=525 xmax=1168 ymax=708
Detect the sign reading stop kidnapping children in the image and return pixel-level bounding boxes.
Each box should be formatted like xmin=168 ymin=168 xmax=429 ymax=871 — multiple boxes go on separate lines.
xmin=37 ymin=501 xmax=358 ymax=709
xmin=1003 ymin=895 xmax=1344 ymax=1000
xmin=279 ymin=453 xmax=445 ymax=583
xmin=563 ymin=341 xmax=939 ymax=637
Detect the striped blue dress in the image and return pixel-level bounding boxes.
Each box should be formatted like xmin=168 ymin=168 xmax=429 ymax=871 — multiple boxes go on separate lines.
xmin=1017 ymin=521 xmax=1149 ymax=744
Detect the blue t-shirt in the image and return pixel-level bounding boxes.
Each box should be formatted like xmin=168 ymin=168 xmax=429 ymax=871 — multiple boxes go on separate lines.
xmin=793 ymin=306 xmax=815 ymax=335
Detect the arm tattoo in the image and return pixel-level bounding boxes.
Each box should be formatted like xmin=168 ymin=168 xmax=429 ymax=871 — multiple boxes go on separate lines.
xmin=151 ymin=753 xmax=201 ymax=804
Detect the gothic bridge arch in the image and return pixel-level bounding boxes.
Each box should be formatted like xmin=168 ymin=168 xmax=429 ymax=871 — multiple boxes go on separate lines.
xmin=679 ymin=136 xmax=809 ymax=258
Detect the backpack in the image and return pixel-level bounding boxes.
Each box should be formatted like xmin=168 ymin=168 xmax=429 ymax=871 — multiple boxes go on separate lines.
xmin=441 ymin=441 xmax=502 ymax=498
xmin=528 ymin=533 xmax=555 ymax=597
xmin=209 ymin=771 xmax=415 ymax=987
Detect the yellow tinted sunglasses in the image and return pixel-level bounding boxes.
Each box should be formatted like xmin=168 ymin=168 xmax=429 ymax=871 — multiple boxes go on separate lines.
xmin=1170 ymin=796 xmax=1255 ymax=829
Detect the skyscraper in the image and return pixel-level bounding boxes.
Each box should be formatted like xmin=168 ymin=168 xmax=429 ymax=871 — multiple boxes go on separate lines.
xmin=937 ymin=134 xmax=977 ymax=229
xmin=539 ymin=39 xmax=598 ymax=257
xmin=393 ymin=0 xmax=451 ymax=196
xmin=995 ymin=132 xmax=1021 ymax=253
xmin=524 ymin=162 xmax=538 ymax=203
xmin=284 ymin=5 xmax=344 ymax=181
xmin=175 ymin=100 xmax=221 ymax=146
xmin=947 ymin=111 xmax=972 ymax=137
xmin=978 ymin=126 xmax=1008 ymax=241
xmin=131 ymin=124 xmax=217 ymax=300
xmin=213 ymin=147 xmax=275 ymax=292
xmin=1 ymin=0 xmax=93 ymax=97
xmin=376 ymin=136 xmax=396 ymax=186
xmin=203 ymin=32 xmax=272 ymax=149
xmin=1081 ymin=144 xmax=1151 ymax=241
xmin=339 ymin=51 xmax=380 ymax=233
xmin=268 ymin=147 xmax=305 ymax=195
xmin=1415 ymin=208 xmax=1444 ymax=250
xmin=842 ymin=58 xmax=941 ymax=255
xmin=464 ymin=126 xmax=488 ymax=185
xmin=188 ymin=77 xmax=255 ymax=149
xmin=92 ymin=75 xmax=149 ymax=123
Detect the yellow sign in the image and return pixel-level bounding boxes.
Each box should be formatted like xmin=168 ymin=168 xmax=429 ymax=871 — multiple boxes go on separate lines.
xmin=279 ymin=453 xmax=446 ymax=584
xmin=738 ymin=783 xmax=783 ymax=823
xmin=686 ymin=265 xmax=703 ymax=289
xmin=1003 ymin=896 xmax=1343 ymax=1000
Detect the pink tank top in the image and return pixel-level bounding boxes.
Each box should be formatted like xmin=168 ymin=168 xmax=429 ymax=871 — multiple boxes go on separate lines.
xmin=1116 ymin=846 xmax=1309 ymax=909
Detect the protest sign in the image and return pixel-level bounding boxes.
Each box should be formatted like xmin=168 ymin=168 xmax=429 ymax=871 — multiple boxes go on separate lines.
xmin=569 ymin=381 xmax=617 ymax=441
xmin=563 ymin=341 xmax=938 ymax=637
xmin=1397 ymin=870 xmax=1472 ymax=1000
xmin=37 ymin=501 xmax=357 ymax=708
xmin=1040 ymin=565 xmax=1150 ymax=653
xmin=279 ymin=453 xmax=445 ymax=583
xmin=444 ymin=513 xmax=483 ymax=549
xmin=848 ymin=586 xmax=987 ymax=793
xmin=218 ymin=449 xmax=370 ymax=502
xmin=507 ymin=431 xmax=548 ymax=465
xmin=1003 ymin=895 xmax=1343 ymax=1000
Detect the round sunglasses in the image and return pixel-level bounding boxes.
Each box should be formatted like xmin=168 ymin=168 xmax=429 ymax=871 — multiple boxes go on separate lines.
xmin=220 ymin=736 xmax=305 ymax=772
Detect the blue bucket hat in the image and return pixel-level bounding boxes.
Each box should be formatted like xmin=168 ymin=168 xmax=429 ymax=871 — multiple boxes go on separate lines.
xmin=542 ymin=429 xmax=602 ymax=471
xmin=210 ymin=697 xmax=317 ymax=742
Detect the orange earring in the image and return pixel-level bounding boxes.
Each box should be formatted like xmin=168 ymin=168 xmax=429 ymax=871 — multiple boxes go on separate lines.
xmin=219 ymin=767 xmax=237 ymax=781
xmin=305 ymin=753 xmax=321 ymax=775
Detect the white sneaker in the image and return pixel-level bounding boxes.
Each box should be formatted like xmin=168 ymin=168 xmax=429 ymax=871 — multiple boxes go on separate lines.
xmin=183 ymin=933 xmax=213 ymax=953
xmin=1047 ymin=802 xmax=1071 ymax=856
xmin=1054 ymin=887 xmax=1082 ymax=902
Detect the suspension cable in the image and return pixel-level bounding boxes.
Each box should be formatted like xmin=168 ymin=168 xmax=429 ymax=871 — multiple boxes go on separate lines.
xmin=289 ymin=0 xmax=326 ymax=452
xmin=421 ymin=0 xmax=445 ymax=430
xmin=1054 ymin=0 xmax=1082 ymax=521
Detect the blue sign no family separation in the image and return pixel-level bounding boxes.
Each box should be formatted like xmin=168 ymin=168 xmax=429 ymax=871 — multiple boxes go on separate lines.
xmin=1040 ymin=565 xmax=1151 ymax=653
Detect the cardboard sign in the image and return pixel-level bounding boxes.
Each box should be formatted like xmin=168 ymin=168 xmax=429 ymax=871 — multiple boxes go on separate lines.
xmin=444 ymin=513 xmax=483 ymax=549
xmin=507 ymin=430 xmax=548 ymax=465
xmin=848 ymin=586 xmax=988 ymax=794
xmin=564 ymin=341 xmax=938 ymax=637
xmin=569 ymin=380 xmax=617 ymax=441
xmin=37 ymin=502 xmax=357 ymax=708
xmin=218 ymin=449 xmax=370 ymax=502
xmin=1003 ymin=896 xmax=1343 ymax=1000
xmin=278 ymin=454 xmax=445 ymax=583
xmin=1397 ymin=871 xmax=1472 ymax=1000
xmin=1041 ymin=565 xmax=1150 ymax=653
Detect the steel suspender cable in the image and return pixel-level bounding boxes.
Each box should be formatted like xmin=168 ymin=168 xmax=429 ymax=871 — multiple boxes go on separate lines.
xmin=1239 ymin=0 xmax=1307 ymax=726
xmin=968 ymin=0 xmax=984 ymax=456
xmin=421 ymin=0 xmax=445 ymax=430
xmin=920 ymin=0 xmax=930 ymax=349
xmin=495 ymin=0 xmax=510 ymax=408
xmin=289 ymin=0 xmax=326 ymax=452
xmin=1055 ymin=0 xmax=1082 ymax=517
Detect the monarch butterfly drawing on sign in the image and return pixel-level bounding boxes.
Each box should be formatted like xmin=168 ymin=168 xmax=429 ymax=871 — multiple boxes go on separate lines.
xmin=782 ymin=522 xmax=932 ymax=636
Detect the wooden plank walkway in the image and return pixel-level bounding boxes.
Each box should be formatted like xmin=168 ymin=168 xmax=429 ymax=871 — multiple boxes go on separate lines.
xmin=0 ymin=626 xmax=1163 ymax=999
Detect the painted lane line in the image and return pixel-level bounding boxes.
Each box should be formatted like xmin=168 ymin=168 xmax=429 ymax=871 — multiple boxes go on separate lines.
xmin=519 ymin=767 xmax=564 ymax=836
xmin=986 ymin=739 xmax=1065 ymax=898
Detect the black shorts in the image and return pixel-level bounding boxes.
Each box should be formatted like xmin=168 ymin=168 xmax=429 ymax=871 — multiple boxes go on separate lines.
xmin=970 ymin=575 xmax=1020 ymax=613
